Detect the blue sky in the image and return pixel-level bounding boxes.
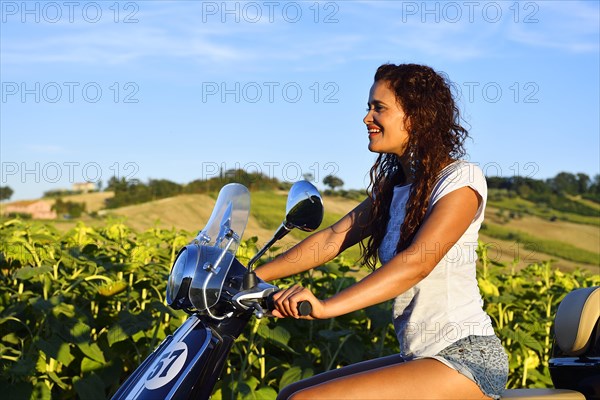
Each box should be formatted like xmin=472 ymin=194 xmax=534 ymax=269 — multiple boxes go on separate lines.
xmin=1 ymin=0 xmax=599 ymax=201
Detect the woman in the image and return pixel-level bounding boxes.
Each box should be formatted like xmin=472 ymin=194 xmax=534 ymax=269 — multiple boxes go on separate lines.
xmin=254 ymin=63 xmax=508 ymax=399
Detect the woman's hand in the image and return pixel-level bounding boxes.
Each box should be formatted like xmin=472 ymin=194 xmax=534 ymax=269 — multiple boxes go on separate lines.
xmin=271 ymin=284 xmax=326 ymax=320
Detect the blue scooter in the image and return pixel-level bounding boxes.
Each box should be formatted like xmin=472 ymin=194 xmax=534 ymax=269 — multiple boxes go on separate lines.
xmin=110 ymin=181 xmax=322 ymax=399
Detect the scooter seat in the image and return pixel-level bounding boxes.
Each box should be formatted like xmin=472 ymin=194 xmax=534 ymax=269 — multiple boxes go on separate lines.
xmin=554 ymin=286 xmax=600 ymax=356
xmin=501 ymin=388 xmax=585 ymax=399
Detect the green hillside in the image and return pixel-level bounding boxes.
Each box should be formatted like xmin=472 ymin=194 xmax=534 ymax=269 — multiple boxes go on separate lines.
xmin=91 ymin=191 xmax=600 ymax=272
xmin=3 ymin=188 xmax=598 ymax=273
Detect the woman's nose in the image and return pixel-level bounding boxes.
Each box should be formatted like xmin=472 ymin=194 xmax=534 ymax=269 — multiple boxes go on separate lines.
xmin=363 ymin=109 xmax=372 ymax=125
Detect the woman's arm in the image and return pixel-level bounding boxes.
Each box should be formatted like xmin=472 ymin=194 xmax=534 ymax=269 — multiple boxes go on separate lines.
xmin=272 ymin=186 xmax=481 ymax=319
xmin=254 ymin=197 xmax=373 ymax=282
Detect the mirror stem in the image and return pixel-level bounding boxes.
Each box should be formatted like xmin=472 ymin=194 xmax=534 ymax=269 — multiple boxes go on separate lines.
xmin=242 ymin=271 xmax=258 ymax=290
xmin=243 ymin=223 xmax=292 ymax=289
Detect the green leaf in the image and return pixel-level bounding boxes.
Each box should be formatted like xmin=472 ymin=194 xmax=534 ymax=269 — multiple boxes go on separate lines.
xmin=48 ymin=371 xmax=69 ymax=390
xmin=514 ymin=330 xmax=544 ymax=353
xmin=244 ymin=376 xmax=260 ymax=391
xmin=65 ymin=321 xmax=91 ymax=344
xmin=36 ymin=337 xmax=75 ymax=367
xmin=341 ymin=335 xmax=365 ymax=364
xmin=2 ymin=332 xmax=20 ymax=345
xmin=81 ymin=357 xmax=104 ymax=373
xmin=51 ymin=302 xmax=75 ymax=318
xmin=302 ymin=368 xmax=314 ymax=380
xmin=9 ymin=356 xmax=36 ymax=378
xmin=245 ymin=236 xmax=259 ymax=246
xmin=244 ymin=386 xmax=278 ymax=400
xmin=77 ymin=342 xmax=106 ymax=364
xmin=106 ymin=310 xmax=155 ymax=346
xmin=106 ymin=325 xmax=128 ymax=347
xmin=236 ymin=382 xmax=252 ymax=398
xmin=115 ymin=310 xmax=154 ymax=338
xmin=98 ymin=280 xmax=127 ymax=297
xmin=73 ymin=373 xmax=106 ymax=400
xmin=30 ymin=233 xmax=58 ymax=243
xmin=29 ymin=297 xmax=54 ymax=312
xmin=211 ymin=388 xmax=222 ymax=400
xmin=365 ymin=305 xmax=392 ymax=330
xmin=478 ymin=277 xmax=500 ymax=297
xmin=35 ymin=351 xmax=47 ymax=374
xmin=258 ymin=324 xmax=290 ymax=346
xmin=279 ymin=366 xmax=302 ymax=389
xmin=14 ymin=266 xmax=51 ymax=280
xmin=527 ymin=368 xmax=553 ymax=386
xmin=31 ymin=382 xmax=51 ymax=400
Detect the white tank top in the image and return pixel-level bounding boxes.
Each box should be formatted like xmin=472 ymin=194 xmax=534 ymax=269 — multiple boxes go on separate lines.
xmin=378 ymin=161 xmax=495 ymax=358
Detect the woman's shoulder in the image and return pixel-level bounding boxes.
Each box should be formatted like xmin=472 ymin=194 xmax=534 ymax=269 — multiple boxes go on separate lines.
xmin=437 ymin=160 xmax=485 ymax=185
xmin=428 ymin=160 xmax=487 ymax=211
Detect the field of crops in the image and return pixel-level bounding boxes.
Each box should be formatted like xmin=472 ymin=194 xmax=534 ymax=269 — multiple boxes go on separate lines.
xmin=1 ymin=218 xmax=598 ymax=399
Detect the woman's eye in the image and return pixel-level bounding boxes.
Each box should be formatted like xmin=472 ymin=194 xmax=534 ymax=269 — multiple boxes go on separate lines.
xmin=366 ymin=105 xmax=384 ymax=112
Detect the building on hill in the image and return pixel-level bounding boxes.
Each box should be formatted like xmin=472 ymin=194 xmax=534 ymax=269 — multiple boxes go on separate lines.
xmin=1 ymin=200 xmax=57 ymax=219
xmin=73 ymin=182 xmax=96 ymax=193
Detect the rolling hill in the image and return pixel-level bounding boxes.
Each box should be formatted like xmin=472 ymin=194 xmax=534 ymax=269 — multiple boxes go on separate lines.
xmin=3 ymin=189 xmax=598 ymax=274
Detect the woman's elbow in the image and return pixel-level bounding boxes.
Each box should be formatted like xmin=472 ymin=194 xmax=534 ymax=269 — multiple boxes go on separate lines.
xmin=392 ymin=249 xmax=438 ymax=282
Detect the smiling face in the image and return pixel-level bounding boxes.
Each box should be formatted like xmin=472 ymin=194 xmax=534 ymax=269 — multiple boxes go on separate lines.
xmin=363 ymin=80 xmax=410 ymax=157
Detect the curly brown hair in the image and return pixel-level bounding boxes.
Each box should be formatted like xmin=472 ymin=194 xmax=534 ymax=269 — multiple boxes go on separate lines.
xmin=359 ymin=63 xmax=469 ymax=270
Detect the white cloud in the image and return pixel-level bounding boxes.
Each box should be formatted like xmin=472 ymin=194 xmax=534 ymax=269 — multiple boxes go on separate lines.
xmin=26 ymin=144 xmax=66 ymax=154
xmin=506 ymin=1 xmax=599 ymax=53
xmin=2 ymin=1 xmax=597 ymax=74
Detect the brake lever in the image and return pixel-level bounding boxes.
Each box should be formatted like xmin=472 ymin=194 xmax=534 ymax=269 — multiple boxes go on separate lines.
xmin=231 ymin=282 xmax=278 ymax=312
xmin=248 ymin=302 xmax=265 ymax=319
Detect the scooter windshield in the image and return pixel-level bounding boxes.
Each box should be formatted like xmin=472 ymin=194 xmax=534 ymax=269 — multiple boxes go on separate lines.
xmin=188 ymin=183 xmax=250 ymax=311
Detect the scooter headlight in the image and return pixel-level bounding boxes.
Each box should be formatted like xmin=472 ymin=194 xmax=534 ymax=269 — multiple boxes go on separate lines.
xmin=166 ymin=245 xmax=200 ymax=310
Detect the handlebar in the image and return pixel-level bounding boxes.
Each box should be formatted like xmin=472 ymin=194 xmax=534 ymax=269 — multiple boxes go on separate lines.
xmin=266 ymin=292 xmax=312 ymax=317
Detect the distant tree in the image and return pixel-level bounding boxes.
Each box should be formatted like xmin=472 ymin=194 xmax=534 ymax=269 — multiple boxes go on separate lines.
xmin=486 ymin=177 xmax=508 ymax=190
xmin=303 ymin=173 xmax=314 ymax=183
xmin=0 ymin=186 xmax=14 ymax=201
xmin=148 ymin=179 xmax=182 ymax=199
xmin=585 ymin=174 xmax=600 ymax=203
xmin=106 ymin=176 xmax=128 ymax=192
xmin=576 ymin=173 xmax=591 ymax=194
xmin=590 ymin=175 xmax=600 ymax=194
xmin=52 ymin=198 xmax=86 ymax=218
xmin=549 ymin=172 xmax=578 ymax=195
xmin=323 ymin=175 xmax=344 ymax=191
xmin=185 ymin=179 xmax=210 ymax=194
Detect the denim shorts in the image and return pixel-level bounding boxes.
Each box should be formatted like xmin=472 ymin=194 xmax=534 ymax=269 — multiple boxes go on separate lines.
xmin=425 ymin=335 xmax=509 ymax=399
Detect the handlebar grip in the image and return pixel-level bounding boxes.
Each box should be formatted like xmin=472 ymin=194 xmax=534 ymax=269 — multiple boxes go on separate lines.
xmin=266 ymin=292 xmax=312 ymax=317
xmin=297 ymin=300 xmax=312 ymax=316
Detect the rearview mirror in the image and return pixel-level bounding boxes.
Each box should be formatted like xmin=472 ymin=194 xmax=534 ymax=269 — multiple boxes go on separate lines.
xmin=245 ymin=181 xmax=324 ymax=278
xmin=284 ymin=180 xmax=324 ymax=232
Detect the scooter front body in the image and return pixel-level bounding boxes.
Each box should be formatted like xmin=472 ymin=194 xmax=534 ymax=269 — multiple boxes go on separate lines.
xmin=111 ymin=312 xmax=248 ymax=400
